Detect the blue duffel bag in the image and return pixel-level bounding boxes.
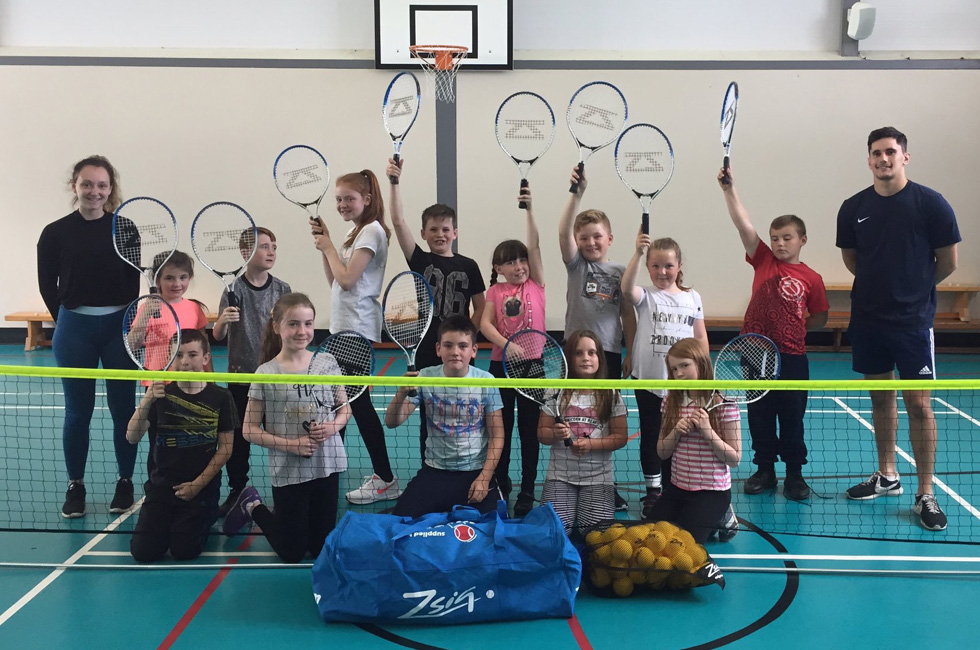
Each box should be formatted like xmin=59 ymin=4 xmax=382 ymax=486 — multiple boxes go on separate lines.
xmin=312 ymin=502 xmax=581 ymax=624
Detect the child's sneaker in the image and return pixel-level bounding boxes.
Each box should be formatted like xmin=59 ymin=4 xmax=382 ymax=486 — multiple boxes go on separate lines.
xmin=346 ymin=474 xmax=402 ymax=505
xmin=640 ymin=487 xmax=662 ymax=520
xmin=716 ymin=504 xmax=739 ymax=542
xmin=223 ymin=486 xmax=260 ymax=536
xmin=514 ymin=491 xmax=535 ymax=517
xmin=913 ymin=494 xmax=948 ymax=531
xmin=218 ymin=488 xmax=242 ymax=518
xmin=846 ymin=471 xmax=903 ymax=500
xmin=61 ymin=482 xmax=86 ymax=518
xmin=109 ymin=478 xmax=135 ymax=513
xmin=613 ymin=488 xmax=628 ymax=512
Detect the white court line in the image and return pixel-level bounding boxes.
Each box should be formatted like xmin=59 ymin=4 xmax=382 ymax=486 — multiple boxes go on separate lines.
xmin=84 ymin=550 xmax=278 ymax=557
xmin=712 ymin=553 xmax=980 ymax=562
xmin=0 ymin=499 xmax=143 ymax=629
xmin=933 ymin=397 xmax=980 ymax=428
xmin=832 ymin=396 xmax=980 ymax=524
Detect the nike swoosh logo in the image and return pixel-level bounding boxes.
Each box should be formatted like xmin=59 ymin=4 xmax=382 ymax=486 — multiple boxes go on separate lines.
xmin=857 ymin=217 xmax=870 ymax=223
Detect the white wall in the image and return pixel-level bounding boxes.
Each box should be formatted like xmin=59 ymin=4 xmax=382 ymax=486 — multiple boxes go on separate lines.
xmin=1 ymin=0 xmax=978 ymax=54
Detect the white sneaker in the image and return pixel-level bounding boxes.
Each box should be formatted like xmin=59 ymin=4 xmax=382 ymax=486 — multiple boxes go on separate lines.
xmin=346 ymin=474 xmax=402 ymax=505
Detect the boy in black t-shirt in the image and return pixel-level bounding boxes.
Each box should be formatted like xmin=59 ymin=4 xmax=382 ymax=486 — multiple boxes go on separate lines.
xmin=386 ymin=159 xmax=489 ymax=461
xmin=127 ymin=330 xmax=237 ymax=562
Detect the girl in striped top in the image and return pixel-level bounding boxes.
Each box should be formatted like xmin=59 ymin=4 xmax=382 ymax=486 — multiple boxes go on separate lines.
xmin=645 ymin=338 xmax=741 ymax=543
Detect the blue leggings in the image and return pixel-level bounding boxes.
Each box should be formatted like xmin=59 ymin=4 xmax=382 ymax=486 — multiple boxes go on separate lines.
xmin=53 ymin=307 xmax=136 ymax=481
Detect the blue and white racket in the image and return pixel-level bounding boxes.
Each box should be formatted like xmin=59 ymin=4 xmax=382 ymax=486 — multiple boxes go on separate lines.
xmin=566 ymin=81 xmax=628 ymax=194
xmin=614 ymin=123 xmax=674 ymax=235
xmin=495 ymin=91 xmax=556 ymax=209
xmin=383 ymin=71 xmax=421 ymax=184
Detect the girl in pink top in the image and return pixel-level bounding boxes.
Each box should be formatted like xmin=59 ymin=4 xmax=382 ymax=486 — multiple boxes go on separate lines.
xmin=479 ymin=184 xmax=545 ymax=517
xmin=645 ymin=338 xmax=741 ymax=543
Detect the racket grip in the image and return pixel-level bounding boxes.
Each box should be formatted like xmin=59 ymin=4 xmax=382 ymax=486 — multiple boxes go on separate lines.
xmin=228 ymin=291 xmax=240 ymax=316
xmin=721 ymin=156 xmax=731 ymax=185
xmin=407 ymin=361 xmax=417 ymax=398
xmin=556 ymin=417 xmax=573 ymax=447
xmin=641 ymin=212 xmax=649 ymax=235
xmin=569 ymin=161 xmax=584 ymax=194
xmin=518 ymin=179 xmax=528 ymax=209
xmin=390 ymin=153 xmax=400 ymax=185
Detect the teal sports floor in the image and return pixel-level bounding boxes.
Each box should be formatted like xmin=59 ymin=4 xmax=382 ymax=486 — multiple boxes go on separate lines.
xmin=1 ymin=344 xmax=979 ymax=649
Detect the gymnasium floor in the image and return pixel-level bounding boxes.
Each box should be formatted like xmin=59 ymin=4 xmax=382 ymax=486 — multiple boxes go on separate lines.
xmin=1 ymin=344 xmax=979 ymax=650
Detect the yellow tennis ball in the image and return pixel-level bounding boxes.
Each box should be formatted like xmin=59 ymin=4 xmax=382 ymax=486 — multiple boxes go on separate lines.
xmin=594 ymin=543 xmax=613 ymax=563
xmin=661 ymin=537 xmax=684 ymax=559
xmin=689 ymin=545 xmax=708 ymax=567
xmin=622 ymin=525 xmax=649 ymax=544
xmin=653 ymin=555 xmax=672 ymax=571
xmin=608 ymin=558 xmax=629 ymax=570
xmin=673 ymin=551 xmax=694 ymax=573
xmin=652 ymin=520 xmax=679 ymax=538
xmin=647 ymin=573 xmax=668 ymax=590
xmin=643 ymin=530 xmax=667 ymax=555
xmin=602 ymin=525 xmax=626 ymax=543
xmin=590 ymin=567 xmax=612 ymax=588
xmin=610 ymin=539 xmax=634 ymax=562
xmin=633 ymin=547 xmax=656 ymax=568
xmin=585 ymin=530 xmax=604 ymax=549
xmin=675 ymin=529 xmax=697 ymax=549
xmin=628 ymin=569 xmax=647 ymax=585
xmin=612 ymin=577 xmax=634 ymax=597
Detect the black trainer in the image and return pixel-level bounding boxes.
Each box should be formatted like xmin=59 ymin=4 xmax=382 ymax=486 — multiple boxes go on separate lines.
xmin=744 ymin=468 xmax=777 ymax=494
xmin=640 ymin=487 xmax=662 ymax=520
xmin=783 ymin=472 xmax=811 ymax=501
xmin=219 ymin=488 xmax=242 ymax=518
xmin=613 ymin=488 xmax=628 ymax=512
xmin=716 ymin=505 xmax=739 ymax=541
xmin=514 ymin=491 xmax=535 ymax=517
xmin=61 ymin=482 xmax=86 ymax=518
xmin=914 ymin=494 xmax=948 ymax=531
xmin=110 ymin=478 xmax=134 ymax=513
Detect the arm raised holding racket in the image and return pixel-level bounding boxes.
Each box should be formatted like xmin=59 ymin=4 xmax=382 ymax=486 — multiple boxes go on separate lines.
xmin=386 ymin=158 xmax=418 ymax=262
xmin=717 ymin=166 xmax=761 ymax=257
xmin=521 ymin=183 xmax=546 ymax=290
xmin=558 ymin=166 xmax=587 ymax=264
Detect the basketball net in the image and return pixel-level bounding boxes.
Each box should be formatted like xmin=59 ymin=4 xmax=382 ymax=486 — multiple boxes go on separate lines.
xmin=410 ymin=45 xmax=467 ymax=103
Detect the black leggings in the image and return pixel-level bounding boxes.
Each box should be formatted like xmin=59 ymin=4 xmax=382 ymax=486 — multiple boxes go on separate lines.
xmin=636 ymin=390 xmax=668 ymax=485
xmin=489 ymin=360 xmax=541 ymax=497
xmin=225 ymin=382 xmax=251 ymax=491
xmin=345 ymin=390 xmax=394 ymax=483
xmin=251 ymin=474 xmax=339 ymax=564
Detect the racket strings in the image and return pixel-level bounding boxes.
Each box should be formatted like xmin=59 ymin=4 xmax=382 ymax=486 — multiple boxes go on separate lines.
xmin=123 ymin=295 xmax=180 ymax=371
xmin=274 ymin=146 xmax=330 ymax=207
xmin=113 ymin=198 xmax=178 ymax=279
xmin=615 ymin=125 xmax=675 ymax=196
xmin=310 ymin=334 xmax=374 ymax=414
xmin=567 ymin=84 xmax=628 ymax=150
xmin=713 ymin=336 xmax=780 ymax=403
xmin=503 ymin=330 xmax=567 ymax=405
xmin=383 ymin=74 xmax=421 ymax=139
xmin=383 ymin=276 xmax=432 ymax=349
xmin=191 ymin=203 xmax=256 ymax=276
xmin=495 ymin=93 xmax=556 ymax=164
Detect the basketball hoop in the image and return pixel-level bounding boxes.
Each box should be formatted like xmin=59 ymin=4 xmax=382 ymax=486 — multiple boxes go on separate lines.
xmin=410 ymin=45 xmax=467 ymax=103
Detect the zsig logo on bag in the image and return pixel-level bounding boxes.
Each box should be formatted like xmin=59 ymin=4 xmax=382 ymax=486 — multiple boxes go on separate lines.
xmin=399 ymin=586 xmax=490 ymax=619
xmin=453 ymin=524 xmax=476 ymax=542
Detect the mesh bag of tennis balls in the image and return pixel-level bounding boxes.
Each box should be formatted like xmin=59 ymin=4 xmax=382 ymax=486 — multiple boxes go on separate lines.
xmin=584 ymin=520 xmax=725 ymax=597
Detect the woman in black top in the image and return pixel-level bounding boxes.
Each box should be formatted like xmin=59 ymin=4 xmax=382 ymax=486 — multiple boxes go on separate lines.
xmin=37 ymin=156 xmax=141 ymax=518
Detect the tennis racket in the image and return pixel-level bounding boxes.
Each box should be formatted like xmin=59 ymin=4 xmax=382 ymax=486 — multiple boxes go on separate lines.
xmin=303 ymin=330 xmax=376 ymax=432
xmin=382 ymin=271 xmax=434 ymax=398
xmin=719 ymin=81 xmax=739 ymax=185
xmin=273 ymin=144 xmax=330 ymax=228
xmin=706 ymin=333 xmax=780 ymax=411
xmin=122 ymin=294 xmax=181 ymax=371
xmin=190 ymin=201 xmax=257 ymax=315
xmin=503 ymin=329 xmax=575 ymax=446
xmin=112 ymin=197 xmax=178 ymax=292
xmin=566 ymin=81 xmax=628 ymax=194
xmin=383 ymin=71 xmax=422 ymax=185
xmin=614 ymin=124 xmax=675 ymax=235
xmin=495 ymin=91 xmax=556 ymax=209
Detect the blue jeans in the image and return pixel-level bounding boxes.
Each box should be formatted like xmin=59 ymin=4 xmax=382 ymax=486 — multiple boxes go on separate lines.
xmin=53 ymin=307 xmax=137 ymax=481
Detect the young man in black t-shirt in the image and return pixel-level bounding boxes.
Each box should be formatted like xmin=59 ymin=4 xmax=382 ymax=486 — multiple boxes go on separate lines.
xmin=386 ymin=159 xmax=490 ymax=461
xmin=126 ymin=330 xmax=237 ymax=562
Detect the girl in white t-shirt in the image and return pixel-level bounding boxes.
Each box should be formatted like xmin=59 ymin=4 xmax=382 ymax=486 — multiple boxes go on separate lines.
xmin=310 ymin=169 xmax=400 ymax=506
xmin=645 ymin=338 xmax=741 ymax=544
xmin=537 ymin=330 xmax=628 ymax=536
xmin=223 ymin=293 xmax=351 ymax=562
xmin=622 ymin=231 xmax=709 ymax=518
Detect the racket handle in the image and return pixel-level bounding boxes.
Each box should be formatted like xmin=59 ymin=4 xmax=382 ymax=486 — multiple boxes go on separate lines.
xmin=390 ymin=153 xmax=400 ymax=185
xmin=569 ymin=161 xmax=584 ymax=194
xmin=556 ymin=417 xmax=573 ymax=447
xmin=228 ymin=291 xmax=240 ymax=316
xmin=407 ymin=361 xmax=417 ymax=398
xmin=721 ymin=156 xmax=731 ymax=185
xmin=641 ymin=212 xmax=649 ymax=235
xmin=518 ymin=179 xmax=528 ymax=209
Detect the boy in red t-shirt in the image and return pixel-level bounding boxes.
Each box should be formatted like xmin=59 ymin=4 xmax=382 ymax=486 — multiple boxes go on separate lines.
xmin=718 ymin=167 xmax=829 ymax=500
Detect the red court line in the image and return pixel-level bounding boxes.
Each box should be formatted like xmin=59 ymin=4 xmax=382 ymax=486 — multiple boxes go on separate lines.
xmin=567 ymin=614 xmax=594 ymax=650
xmin=628 ymin=431 xmax=640 ymax=441
xmin=157 ymin=535 xmax=256 ymax=650
xmin=377 ymin=356 xmax=395 ymax=376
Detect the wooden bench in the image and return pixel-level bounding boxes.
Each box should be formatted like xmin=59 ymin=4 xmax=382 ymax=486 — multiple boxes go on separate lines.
xmin=5 ymin=311 xmax=220 ymax=351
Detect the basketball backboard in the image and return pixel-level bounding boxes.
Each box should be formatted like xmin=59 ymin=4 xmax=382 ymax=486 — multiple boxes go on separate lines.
xmin=375 ymin=0 xmax=513 ymax=70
